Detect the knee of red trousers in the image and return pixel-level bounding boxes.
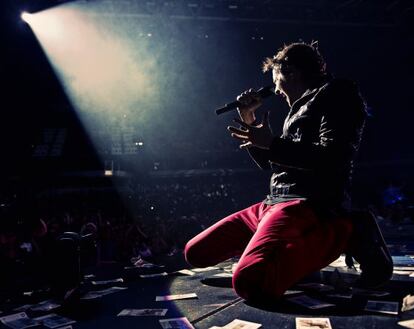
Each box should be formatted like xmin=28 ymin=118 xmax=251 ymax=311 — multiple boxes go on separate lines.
xmin=232 ymin=261 xmax=286 ymax=301
xmin=184 ymin=238 xmax=211 ymax=268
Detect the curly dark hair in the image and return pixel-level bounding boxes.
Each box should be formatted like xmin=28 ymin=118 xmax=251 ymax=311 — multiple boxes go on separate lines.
xmin=262 ymin=41 xmax=327 ymax=84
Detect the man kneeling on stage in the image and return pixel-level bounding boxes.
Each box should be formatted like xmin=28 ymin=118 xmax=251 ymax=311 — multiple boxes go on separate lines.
xmin=184 ymin=41 xmax=393 ymax=301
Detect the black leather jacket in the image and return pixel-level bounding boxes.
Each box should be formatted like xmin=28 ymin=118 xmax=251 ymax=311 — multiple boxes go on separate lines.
xmin=248 ymin=78 xmax=367 ymax=208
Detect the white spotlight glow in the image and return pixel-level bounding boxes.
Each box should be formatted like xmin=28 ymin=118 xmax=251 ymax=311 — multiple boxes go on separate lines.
xmin=21 ymin=12 xmax=33 ymax=23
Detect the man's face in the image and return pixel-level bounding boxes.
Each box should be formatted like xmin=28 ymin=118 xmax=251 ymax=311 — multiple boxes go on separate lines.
xmin=272 ymin=64 xmax=301 ymax=101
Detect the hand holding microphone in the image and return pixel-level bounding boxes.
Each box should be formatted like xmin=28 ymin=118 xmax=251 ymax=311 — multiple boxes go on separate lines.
xmin=219 ymin=87 xmax=274 ymax=149
xmin=215 ymin=85 xmax=274 ymax=117
xmin=235 ymin=88 xmax=264 ymax=125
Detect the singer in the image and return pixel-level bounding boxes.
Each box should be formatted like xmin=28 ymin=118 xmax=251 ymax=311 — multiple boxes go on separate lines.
xmin=184 ymin=41 xmax=392 ymax=301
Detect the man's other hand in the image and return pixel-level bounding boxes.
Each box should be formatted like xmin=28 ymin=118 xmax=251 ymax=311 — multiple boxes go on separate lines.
xmin=227 ymin=112 xmax=273 ymax=149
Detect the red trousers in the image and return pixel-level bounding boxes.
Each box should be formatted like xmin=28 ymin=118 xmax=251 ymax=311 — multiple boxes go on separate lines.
xmin=184 ymin=199 xmax=352 ymax=300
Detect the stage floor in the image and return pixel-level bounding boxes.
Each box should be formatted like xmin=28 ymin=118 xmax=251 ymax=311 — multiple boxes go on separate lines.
xmin=2 ymin=251 xmax=414 ymax=329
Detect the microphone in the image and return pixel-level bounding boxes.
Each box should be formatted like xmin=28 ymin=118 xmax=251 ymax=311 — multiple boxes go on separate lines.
xmin=215 ymin=85 xmax=275 ymax=115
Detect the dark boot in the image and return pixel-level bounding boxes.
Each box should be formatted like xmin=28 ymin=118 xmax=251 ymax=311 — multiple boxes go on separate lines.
xmin=346 ymin=210 xmax=393 ymax=288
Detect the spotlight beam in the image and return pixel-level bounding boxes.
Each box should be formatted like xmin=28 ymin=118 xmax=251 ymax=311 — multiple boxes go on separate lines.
xmin=21 ymin=12 xmax=33 ymax=23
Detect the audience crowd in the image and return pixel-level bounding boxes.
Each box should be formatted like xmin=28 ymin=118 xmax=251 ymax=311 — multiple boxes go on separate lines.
xmin=0 ymin=174 xmax=267 ymax=270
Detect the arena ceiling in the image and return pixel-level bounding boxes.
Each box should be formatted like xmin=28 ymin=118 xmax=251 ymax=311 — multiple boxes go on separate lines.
xmin=13 ymin=0 xmax=414 ymax=27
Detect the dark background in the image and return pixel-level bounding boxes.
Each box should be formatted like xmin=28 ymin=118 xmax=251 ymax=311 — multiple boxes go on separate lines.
xmin=1 ymin=0 xmax=413 ymax=209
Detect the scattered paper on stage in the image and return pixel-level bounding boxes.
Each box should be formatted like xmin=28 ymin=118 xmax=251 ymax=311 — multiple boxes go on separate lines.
xmin=329 ymin=255 xmax=347 ymax=267
xmin=192 ymin=266 xmax=220 ymax=272
xmin=159 ymin=317 xmax=195 ymax=329
xmin=140 ymin=272 xmax=168 ymax=278
xmin=364 ymin=300 xmax=399 ymax=315
xmin=117 ymin=309 xmax=168 ymax=316
xmin=394 ymin=270 xmax=413 ymax=275
xmin=0 ymin=312 xmax=39 ymax=329
xmin=220 ymin=319 xmax=262 ymax=328
xmin=399 ymin=319 xmax=414 ymax=329
xmin=91 ymin=278 xmax=124 ymax=285
xmin=81 ymin=286 xmax=127 ymax=300
xmin=296 ymin=317 xmax=332 ymax=329
xmin=33 ymin=314 xmax=76 ymax=329
xmin=156 ymin=293 xmax=198 ymax=301
xmin=173 ymin=269 xmax=196 ymax=276
xmin=212 ymin=273 xmax=233 ymax=278
xmin=402 ymin=294 xmax=414 ymax=312
xmin=284 ymin=290 xmax=304 ymax=297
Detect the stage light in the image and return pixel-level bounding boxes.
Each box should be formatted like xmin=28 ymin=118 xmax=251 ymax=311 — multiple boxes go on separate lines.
xmin=21 ymin=11 xmax=33 ymax=23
